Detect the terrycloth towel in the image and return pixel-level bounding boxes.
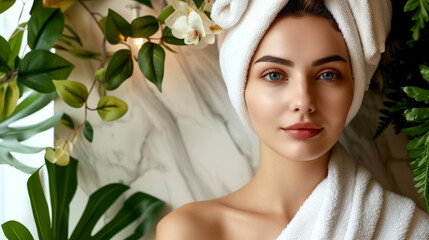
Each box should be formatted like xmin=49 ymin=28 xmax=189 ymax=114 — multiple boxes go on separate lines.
xmin=275 ymin=143 xmax=429 ymax=240
xmin=212 ymin=0 xmax=392 ymax=127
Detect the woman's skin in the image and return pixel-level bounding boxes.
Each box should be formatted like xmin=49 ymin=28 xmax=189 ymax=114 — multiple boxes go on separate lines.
xmin=156 ymin=15 xmax=354 ymax=240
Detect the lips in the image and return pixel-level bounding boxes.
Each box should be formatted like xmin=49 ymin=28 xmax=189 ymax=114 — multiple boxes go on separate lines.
xmin=281 ymin=122 xmax=323 ymax=139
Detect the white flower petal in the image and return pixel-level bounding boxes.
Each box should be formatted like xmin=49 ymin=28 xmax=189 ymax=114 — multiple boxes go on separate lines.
xmin=171 ymin=16 xmax=192 ymax=39
xmin=170 ymin=0 xmax=188 ymax=10
xmin=56 ymin=150 xmax=70 ymax=166
xmin=165 ymin=10 xmax=186 ymax=28
xmin=185 ymin=30 xmax=199 ymax=44
xmin=44 ymin=148 xmax=57 ymax=164
xmin=188 ymin=11 xmax=205 ymax=37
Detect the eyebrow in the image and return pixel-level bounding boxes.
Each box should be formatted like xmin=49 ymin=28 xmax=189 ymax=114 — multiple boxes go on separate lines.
xmin=253 ymin=54 xmax=347 ymax=67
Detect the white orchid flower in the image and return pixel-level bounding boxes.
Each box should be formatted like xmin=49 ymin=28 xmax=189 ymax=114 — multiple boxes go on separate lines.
xmin=165 ymin=0 xmax=222 ymax=48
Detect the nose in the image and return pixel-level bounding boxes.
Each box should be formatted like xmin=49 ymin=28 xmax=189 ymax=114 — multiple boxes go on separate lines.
xmin=289 ymin=78 xmax=316 ymax=114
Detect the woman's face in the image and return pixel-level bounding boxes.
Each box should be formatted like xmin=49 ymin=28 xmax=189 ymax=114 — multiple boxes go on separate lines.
xmin=245 ymin=15 xmax=353 ymax=161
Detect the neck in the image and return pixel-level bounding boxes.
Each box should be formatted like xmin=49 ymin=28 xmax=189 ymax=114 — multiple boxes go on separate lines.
xmin=247 ymin=141 xmax=330 ymax=220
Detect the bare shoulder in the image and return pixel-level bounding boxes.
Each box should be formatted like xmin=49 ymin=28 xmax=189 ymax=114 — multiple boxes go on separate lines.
xmin=156 ymin=200 xmax=224 ymax=240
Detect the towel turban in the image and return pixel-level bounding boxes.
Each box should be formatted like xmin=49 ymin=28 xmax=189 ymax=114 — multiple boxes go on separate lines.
xmin=212 ymin=0 xmax=392 ymax=127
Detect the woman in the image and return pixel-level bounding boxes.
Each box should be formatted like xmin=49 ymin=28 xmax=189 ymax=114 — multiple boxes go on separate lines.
xmin=157 ymin=0 xmax=429 ymax=239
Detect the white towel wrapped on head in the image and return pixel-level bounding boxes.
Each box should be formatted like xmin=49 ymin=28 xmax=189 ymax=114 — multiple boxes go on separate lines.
xmin=212 ymin=0 xmax=392 ymax=127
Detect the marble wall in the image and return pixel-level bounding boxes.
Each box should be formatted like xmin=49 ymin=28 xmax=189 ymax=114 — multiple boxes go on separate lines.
xmin=55 ymin=0 xmax=422 ymax=239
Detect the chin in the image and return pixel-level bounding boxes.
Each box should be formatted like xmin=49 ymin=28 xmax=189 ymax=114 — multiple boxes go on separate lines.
xmin=274 ymin=140 xmax=335 ymax=162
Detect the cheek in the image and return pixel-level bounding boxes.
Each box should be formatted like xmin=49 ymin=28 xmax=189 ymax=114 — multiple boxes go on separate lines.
xmin=317 ymin=84 xmax=353 ymax=124
xmin=245 ymin=82 xmax=281 ymax=129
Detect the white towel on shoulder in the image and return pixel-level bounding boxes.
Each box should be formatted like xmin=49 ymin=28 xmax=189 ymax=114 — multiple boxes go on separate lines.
xmin=275 ymin=143 xmax=429 ymax=240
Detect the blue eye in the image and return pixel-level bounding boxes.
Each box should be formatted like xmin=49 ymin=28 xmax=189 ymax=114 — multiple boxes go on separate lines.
xmin=264 ymin=72 xmax=283 ymax=81
xmin=319 ymin=71 xmax=341 ymax=81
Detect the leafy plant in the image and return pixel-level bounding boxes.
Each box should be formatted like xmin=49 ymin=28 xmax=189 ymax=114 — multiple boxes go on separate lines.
xmin=375 ymin=0 xmax=429 ymax=212
xmin=1 ymin=157 xmax=164 ymax=239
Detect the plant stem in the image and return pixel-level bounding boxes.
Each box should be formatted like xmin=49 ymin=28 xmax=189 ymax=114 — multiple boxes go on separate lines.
xmin=78 ymin=0 xmax=104 ymax=34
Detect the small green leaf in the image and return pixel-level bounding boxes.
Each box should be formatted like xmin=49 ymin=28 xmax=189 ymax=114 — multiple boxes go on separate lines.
xmin=0 ymin=82 xmax=20 ymax=121
xmin=104 ymin=49 xmax=133 ymax=90
xmin=18 ymin=50 xmax=74 ymax=93
xmin=157 ymin=5 xmax=174 ymax=24
xmin=95 ymin=67 xmax=106 ymax=83
xmin=0 ymin=0 xmax=15 ymax=14
xmin=130 ymin=15 xmax=159 ymax=38
xmin=69 ymin=49 xmax=100 ymax=60
xmin=105 ymin=9 xmax=131 ymax=44
xmin=404 ymin=0 xmax=419 ymax=12
xmin=161 ymin=27 xmax=186 ymax=45
xmin=28 ymin=8 xmax=64 ymax=50
xmin=402 ymin=122 xmax=429 ymax=137
xmin=403 ymin=86 xmax=429 ymax=104
xmin=420 ymin=65 xmax=429 ymax=83
xmin=406 ymin=132 xmax=429 ymax=150
xmin=97 ymin=96 xmax=128 ymax=121
xmin=28 ymin=167 xmax=53 ymax=240
xmin=63 ymin=24 xmax=82 ymax=46
xmin=84 ymin=120 xmax=93 ymax=142
xmin=138 ymin=42 xmax=165 ymax=92
xmin=1 ymin=220 xmax=35 ymax=240
xmin=53 ymin=80 xmax=88 ymax=108
xmin=133 ymin=0 xmax=152 ymax=8
xmin=60 ymin=113 xmax=75 ymax=129
xmin=99 ymin=16 xmax=107 ymax=34
xmin=404 ymin=108 xmax=429 ymax=122
xmin=7 ymin=23 xmax=25 ymax=68
xmin=0 ymin=35 xmax=11 ymax=71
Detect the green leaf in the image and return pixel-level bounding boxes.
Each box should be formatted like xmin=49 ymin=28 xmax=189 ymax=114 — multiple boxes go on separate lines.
xmin=69 ymin=49 xmax=100 ymax=60
xmin=63 ymin=24 xmax=82 ymax=47
xmin=7 ymin=23 xmax=25 ymax=69
xmin=95 ymin=67 xmax=106 ymax=83
xmin=0 ymin=91 xmax=56 ymax=128
xmin=28 ymin=8 xmax=64 ymax=50
xmin=158 ymin=5 xmax=174 ymax=24
xmin=0 ymin=140 xmax=43 ymax=153
xmin=403 ymin=86 xmax=429 ymax=104
xmin=0 ymin=82 xmax=19 ymax=121
xmin=18 ymin=50 xmax=74 ymax=93
xmin=105 ymin=9 xmax=131 ymax=44
xmin=94 ymin=192 xmax=165 ymax=239
xmin=407 ymin=132 xmax=429 ymax=150
xmin=46 ymin=157 xmax=78 ymax=240
xmin=53 ymin=80 xmax=88 ymax=108
xmin=161 ymin=27 xmax=186 ymax=45
xmin=0 ymin=0 xmax=15 ymax=14
xmin=1 ymin=220 xmax=35 ymax=240
xmin=138 ymin=42 xmax=165 ymax=92
xmin=133 ymin=0 xmax=152 ymax=8
xmin=404 ymin=108 xmax=429 ymax=122
xmin=27 ymin=167 xmax=53 ymax=240
xmin=420 ymin=65 xmax=429 ymax=83
xmin=402 ymin=122 xmax=429 ymax=137
xmin=193 ymin=0 xmax=204 ymax=8
xmin=104 ymin=49 xmax=133 ymax=90
xmin=404 ymin=0 xmax=419 ymax=12
xmin=69 ymin=183 xmax=130 ymax=240
xmin=60 ymin=113 xmax=75 ymax=129
xmin=130 ymin=15 xmax=159 ymax=38
xmin=84 ymin=120 xmax=93 ymax=142
xmin=0 ymin=151 xmax=37 ymax=174
xmin=124 ymin=194 xmax=165 ymax=240
xmin=0 ymin=35 xmax=11 ymax=71
xmin=97 ymin=95 xmax=128 ymax=121
xmin=29 ymin=0 xmax=42 ymax=14
xmin=0 ymin=113 xmax=63 ymax=141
